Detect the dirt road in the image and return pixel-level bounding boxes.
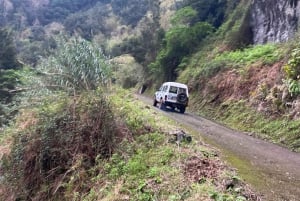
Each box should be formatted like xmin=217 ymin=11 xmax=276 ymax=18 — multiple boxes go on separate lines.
xmin=137 ymin=94 xmax=300 ymax=201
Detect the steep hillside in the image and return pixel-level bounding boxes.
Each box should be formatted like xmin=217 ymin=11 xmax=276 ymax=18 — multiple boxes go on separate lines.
xmin=177 ymin=0 xmax=300 ymax=152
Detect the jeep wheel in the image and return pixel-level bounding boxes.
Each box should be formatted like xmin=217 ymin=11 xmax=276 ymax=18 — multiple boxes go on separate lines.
xmin=153 ymin=97 xmax=158 ymax=106
xmin=179 ymin=107 xmax=186 ymax=114
xmin=159 ymin=100 xmax=166 ymax=110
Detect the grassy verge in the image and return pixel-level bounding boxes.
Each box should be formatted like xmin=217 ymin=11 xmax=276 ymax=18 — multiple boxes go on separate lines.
xmin=193 ymin=99 xmax=300 ymax=152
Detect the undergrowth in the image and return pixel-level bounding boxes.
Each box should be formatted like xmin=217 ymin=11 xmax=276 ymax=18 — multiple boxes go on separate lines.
xmin=1 ymin=90 xmax=122 ymax=200
xmin=179 ymin=43 xmax=282 ymax=84
xmin=0 ymin=88 xmax=260 ymax=200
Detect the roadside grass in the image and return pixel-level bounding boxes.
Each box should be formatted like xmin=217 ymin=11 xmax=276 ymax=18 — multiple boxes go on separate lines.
xmin=195 ymin=100 xmax=300 ymax=152
xmin=80 ymin=89 xmax=259 ymax=200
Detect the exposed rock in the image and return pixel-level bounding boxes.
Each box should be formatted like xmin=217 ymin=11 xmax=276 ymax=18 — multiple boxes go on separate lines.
xmin=250 ymin=0 xmax=300 ymax=44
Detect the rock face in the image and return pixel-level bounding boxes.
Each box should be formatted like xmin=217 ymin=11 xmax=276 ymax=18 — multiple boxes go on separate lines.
xmin=250 ymin=0 xmax=300 ymax=44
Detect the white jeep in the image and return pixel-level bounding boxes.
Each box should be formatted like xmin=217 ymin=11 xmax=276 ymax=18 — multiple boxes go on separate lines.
xmin=153 ymin=82 xmax=189 ymax=113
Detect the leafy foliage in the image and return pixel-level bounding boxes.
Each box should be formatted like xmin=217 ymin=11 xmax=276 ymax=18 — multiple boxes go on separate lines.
xmin=284 ymin=45 xmax=300 ymax=80
xmin=110 ymin=12 xmax=162 ymax=85
xmin=284 ymin=79 xmax=300 ymax=97
xmin=150 ymin=20 xmax=214 ymax=82
xmin=183 ymin=0 xmax=230 ymax=28
xmin=0 ymin=28 xmax=22 ymax=127
xmin=0 ymin=70 xmax=20 ymax=103
xmin=112 ymin=55 xmax=143 ymax=89
xmin=0 ymin=70 xmax=20 ymax=127
xmin=63 ymin=3 xmax=113 ymax=40
xmin=171 ymin=6 xmax=197 ymax=26
xmin=37 ymin=0 xmax=101 ymax=25
xmin=111 ymin=0 xmax=152 ymax=26
xmin=38 ymin=37 xmax=112 ymax=94
xmin=283 ymin=44 xmax=300 ymax=96
xmin=0 ymin=28 xmax=20 ymax=70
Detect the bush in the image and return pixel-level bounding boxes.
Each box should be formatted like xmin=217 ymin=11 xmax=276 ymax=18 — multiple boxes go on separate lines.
xmin=284 ymin=45 xmax=300 ymax=80
xmin=283 ymin=44 xmax=300 ymax=97
xmin=2 ymin=91 xmax=122 ymax=200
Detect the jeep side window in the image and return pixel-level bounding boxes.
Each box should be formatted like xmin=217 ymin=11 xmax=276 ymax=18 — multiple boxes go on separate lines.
xmin=163 ymin=85 xmax=168 ymax=92
xmin=169 ymin=86 xmax=178 ymax=94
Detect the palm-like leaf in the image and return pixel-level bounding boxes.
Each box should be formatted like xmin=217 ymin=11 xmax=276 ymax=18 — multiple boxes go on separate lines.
xmin=39 ymin=37 xmax=112 ymax=94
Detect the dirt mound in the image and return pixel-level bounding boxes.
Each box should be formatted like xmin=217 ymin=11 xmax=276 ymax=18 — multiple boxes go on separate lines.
xmin=205 ymin=62 xmax=283 ymax=102
xmin=183 ymin=155 xmax=261 ymax=201
xmin=184 ymin=156 xmax=222 ymax=182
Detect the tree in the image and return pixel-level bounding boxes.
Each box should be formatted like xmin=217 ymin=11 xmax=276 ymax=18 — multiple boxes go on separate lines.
xmin=0 ymin=28 xmax=21 ymax=70
xmin=183 ymin=0 xmax=228 ymax=27
xmin=0 ymin=28 xmax=22 ymax=127
xmin=150 ymin=22 xmax=214 ymax=81
xmin=171 ymin=6 xmax=197 ymax=26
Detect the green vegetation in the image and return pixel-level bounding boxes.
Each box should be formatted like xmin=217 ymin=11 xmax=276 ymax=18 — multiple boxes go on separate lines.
xmin=0 ymin=27 xmax=22 ymax=127
xmin=196 ymin=100 xmax=300 ymax=152
xmin=216 ymin=0 xmax=252 ymax=49
xmin=2 ymin=0 xmax=300 ymax=199
xmin=179 ymin=43 xmax=281 ymax=83
xmin=0 ymin=28 xmax=20 ymax=70
xmin=110 ymin=0 xmax=154 ymax=26
xmin=0 ymin=24 xmax=261 ymax=197
xmin=38 ymin=37 xmax=112 ymax=93
xmin=183 ymin=0 xmax=229 ymax=28
xmin=150 ymin=7 xmax=214 ymax=82
xmin=1 ymin=88 xmax=258 ymax=200
xmin=2 ymin=91 xmax=118 ymax=200
xmin=171 ymin=6 xmax=197 ymax=26
xmin=1 ymin=35 xmax=116 ymax=199
xmin=213 ymin=44 xmax=280 ymax=67
xmin=283 ymin=44 xmax=300 ymax=96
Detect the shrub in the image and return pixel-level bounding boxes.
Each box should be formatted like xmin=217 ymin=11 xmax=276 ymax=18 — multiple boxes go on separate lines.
xmin=2 ymin=91 xmax=121 ymax=200
xmin=283 ymin=44 xmax=300 ymax=96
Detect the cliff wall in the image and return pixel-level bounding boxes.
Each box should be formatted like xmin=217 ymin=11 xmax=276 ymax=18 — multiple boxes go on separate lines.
xmin=250 ymin=0 xmax=300 ymax=44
